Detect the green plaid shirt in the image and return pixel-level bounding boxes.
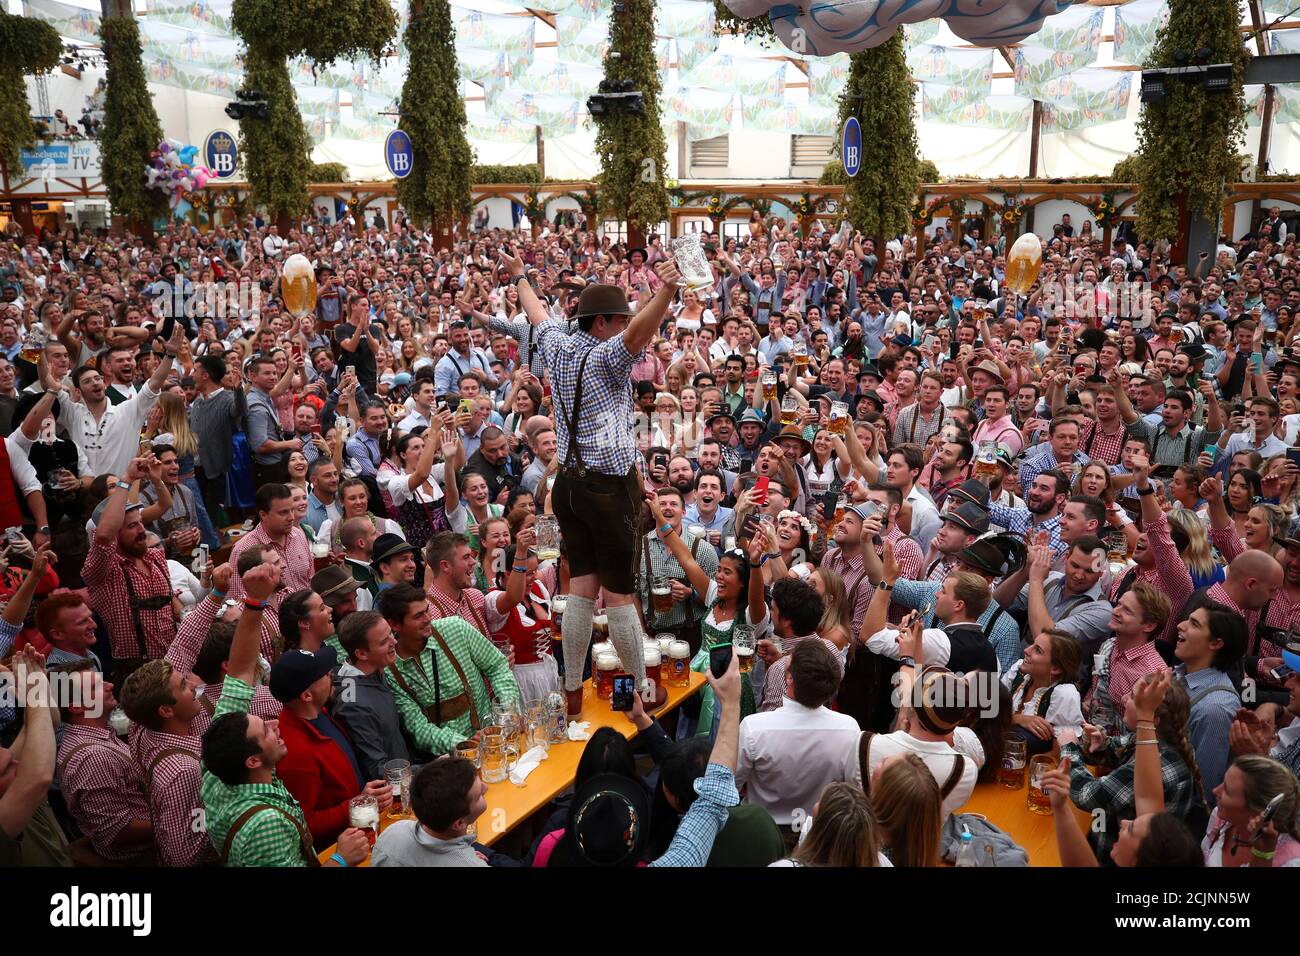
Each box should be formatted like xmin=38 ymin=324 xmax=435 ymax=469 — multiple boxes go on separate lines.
xmin=384 ymin=615 xmax=519 ymax=757
xmin=200 ymin=676 xmax=310 ymax=867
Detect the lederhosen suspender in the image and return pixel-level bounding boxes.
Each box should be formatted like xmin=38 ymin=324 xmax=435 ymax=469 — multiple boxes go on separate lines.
xmin=221 ymin=804 xmax=320 ymax=866
xmin=553 ymin=349 xmax=594 ymax=477
xmin=908 ymin=402 xmax=944 ymax=445
xmin=120 ymin=556 xmax=171 ymax=660
xmin=859 ymin=731 xmax=965 ymax=798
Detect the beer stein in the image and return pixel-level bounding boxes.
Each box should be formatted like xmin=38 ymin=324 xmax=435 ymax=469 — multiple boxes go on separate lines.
xmin=281 ymin=253 xmax=318 ymax=318
xmin=733 ymin=625 xmax=757 ymax=675
xmin=1027 ymin=754 xmax=1054 ymax=815
xmin=780 ymin=392 xmax=800 ymax=426
xmin=671 ymin=233 xmax=715 ymax=292
xmin=651 ymin=575 xmax=673 ymax=616
xmin=668 ymin=640 xmax=691 ymax=687
xmin=1005 ymin=233 xmax=1043 ymax=296
xmin=829 ymin=400 xmax=849 ymax=435
xmin=348 ymin=794 xmax=380 ymax=847
xmin=999 ymin=737 xmax=1026 ymax=789
xmin=480 ymin=732 xmax=519 ymax=784
xmin=761 ymin=370 xmax=778 ymax=403
xmin=545 ymin=689 xmax=568 ymax=744
xmin=535 ymin=514 xmax=561 ymax=562
xmin=595 ymin=652 xmax=620 ymax=699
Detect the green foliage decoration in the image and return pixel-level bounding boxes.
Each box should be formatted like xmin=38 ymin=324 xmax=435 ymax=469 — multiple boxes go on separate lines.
xmin=394 ymin=0 xmax=473 ymax=230
xmin=307 ymin=161 xmax=348 ymax=183
xmin=471 ymin=163 xmax=541 ymax=184
xmin=99 ymin=15 xmax=165 ymax=223
xmin=0 ymin=13 xmax=62 ymax=173
xmin=837 ymin=36 xmax=919 ymax=242
xmin=230 ymin=0 xmax=396 ymax=218
xmin=593 ymin=0 xmax=668 ymax=239
xmin=1134 ymin=0 xmax=1248 ymax=240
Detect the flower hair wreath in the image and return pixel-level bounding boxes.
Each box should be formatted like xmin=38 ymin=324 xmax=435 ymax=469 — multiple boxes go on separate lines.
xmin=777 ymin=509 xmax=816 ymax=538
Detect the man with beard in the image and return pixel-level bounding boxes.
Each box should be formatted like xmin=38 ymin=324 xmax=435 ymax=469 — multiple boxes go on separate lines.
xmin=666 ymin=455 xmax=697 ymax=507
xmin=920 ymin=501 xmax=988 ymax=585
xmin=312 ymin=564 xmax=364 ymax=634
xmin=695 ymin=439 xmax=739 ymax=496
xmin=638 ymin=486 xmax=718 ymax=651
xmin=55 ymin=306 xmax=109 ymax=367
xmin=83 ymin=457 xmax=179 ymax=684
xmin=734 ymin=410 xmax=767 ymax=471
xmin=100 ymin=343 xmax=138 ymax=404
xmin=987 ymin=469 xmax=1070 ymax=559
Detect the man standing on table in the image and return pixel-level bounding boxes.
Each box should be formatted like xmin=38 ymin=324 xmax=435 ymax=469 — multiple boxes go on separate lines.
xmin=507 ymin=247 xmax=682 ymax=715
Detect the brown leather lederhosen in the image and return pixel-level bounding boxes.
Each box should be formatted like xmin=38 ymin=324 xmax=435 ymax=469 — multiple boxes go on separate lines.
xmin=387 ymin=623 xmax=481 ymax=731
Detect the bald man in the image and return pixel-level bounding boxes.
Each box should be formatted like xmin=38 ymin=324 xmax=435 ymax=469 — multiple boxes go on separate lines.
xmin=1178 ymin=550 xmax=1283 ymax=680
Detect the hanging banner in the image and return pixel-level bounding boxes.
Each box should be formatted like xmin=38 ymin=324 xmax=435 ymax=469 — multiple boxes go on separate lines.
xmin=1040 ymin=102 xmax=1127 ymax=132
xmin=677 ymin=37 xmax=718 ymax=74
xmin=1013 ymin=45 xmax=1095 ymax=95
xmin=1026 ymin=4 xmax=1103 ymax=56
xmin=742 ymin=96 xmax=838 ymax=136
xmin=807 ymin=54 xmax=851 ymax=98
xmin=656 ymin=0 xmax=714 ymax=39
xmin=1275 ymin=84 xmax=1300 ymax=124
xmin=921 ymin=82 xmax=985 ymax=111
xmin=1113 ymin=0 xmax=1169 ymax=66
xmin=906 ymin=44 xmax=994 ymax=93
xmin=489 ymin=88 xmax=584 ymax=138
xmin=664 ymin=86 xmax=733 ymax=132
xmin=139 ymin=20 xmax=244 ymax=71
xmin=682 ymin=52 xmax=786 ymax=98
xmin=921 ymin=91 xmax=1032 ymax=131
xmin=1035 ymin=69 xmax=1132 ymax=116
xmin=457 ymin=47 xmax=510 ymax=85
xmin=904 ymin=21 xmax=939 ymax=48
xmin=466 ymin=113 xmax=540 ymax=144
xmin=138 ymin=0 xmax=235 ymax=35
xmin=513 ymin=59 xmax=604 ymax=98
xmin=451 ymin=6 xmax=536 ymax=63
xmin=21 ymin=0 xmax=100 ymax=43
xmin=143 ymin=57 xmax=241 ymax=97
xmin=1272 ymin=27 xmax=1300 ymax=55
xmin=533 ymin=0 xmax=610 ymax=20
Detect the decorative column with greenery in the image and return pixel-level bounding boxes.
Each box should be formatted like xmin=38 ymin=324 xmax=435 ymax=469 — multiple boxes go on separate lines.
xmin=99 ymin=8 xmax=165 ymax=226
xmin=395 ymin=0 xmax=473 ymax=244
xmin=230 ymin=0 xmax=396 ymax=230
xmin=593 ymin=0 xmax=668 ymax=247
xmin=1133 ymin=0 xmax=1247 ymax=247
xmin=0 ymin=13 xmax=62 ymax=175
xmin=836 ymin=37 xmax=920 ymax=252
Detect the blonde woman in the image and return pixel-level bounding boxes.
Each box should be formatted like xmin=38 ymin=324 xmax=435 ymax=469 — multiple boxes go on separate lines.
xmin=1167 ymin=509 xmax=1225 ymax=591
xmin=154 ymin=391 xmax=221 ymax=548
xmin=811 ymin=567 xmax=852 ymax=651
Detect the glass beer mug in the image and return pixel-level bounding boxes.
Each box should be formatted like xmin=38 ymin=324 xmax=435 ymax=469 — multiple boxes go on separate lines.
xmin=384 ymin=759 xmax=412 ymax=819
xmin=534 ymin=514 xmax=561 ymax=562
xmin=829 ymin=400 xmax=849 ymax=436
xmin=651 ymin=575 xmax=673 ymax=616
xmin=671 ymin=233 xmax=715 ymax=292
xmin=480 ymin=731 xmax=519 ymax=784
xmin=975 ymin=440 xmax=999 ymax=480
xmin=1005 ymin=233 xmax=1043 ymax=296
xmin=792 ymin=340 xmax=809 ymax=370
xmin=733 ymin=625 xmax=757 ymax=675
xmin=780 ymin=392 xmax=800 ymax=426
xmin=280 ymin=253 xmax=318 ymax=318
xmin=761 ymin=369 xmax=778 ymax=403
xmin=595 ymin=652 xmax=619 ymax=699
xmin=348 ymin=794 xmax=380 ymax=847
xmin=668 ymin=640 xmax=691 ymax=687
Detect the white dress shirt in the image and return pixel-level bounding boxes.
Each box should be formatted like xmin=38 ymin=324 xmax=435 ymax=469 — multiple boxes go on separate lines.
xmin=57 ymin=381 xmax=161 ymax=477
xmin=865 ymin=625 xmax=951 ymax=668
xmin=734 ymin=698 xmax=860 ymax=826
xmin=905 ymin=485 xmax=941 ymax=552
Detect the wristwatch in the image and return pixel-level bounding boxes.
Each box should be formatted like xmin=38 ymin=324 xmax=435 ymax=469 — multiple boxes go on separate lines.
xmin=37 ymin=526 xmax=50 ymax=535
xmin=877 ymin=581 xmax=894 ymax=591
xmin=898 ymin=655 xmax=917 ymax=669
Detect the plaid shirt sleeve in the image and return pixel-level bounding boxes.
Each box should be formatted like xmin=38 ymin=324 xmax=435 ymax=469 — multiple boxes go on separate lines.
xmin=226 ymin=807 xmax=307 ymax=867
xmin=214 ymin=674 xmax=254 ymax=719
xmin=152 ymin=755 xmax=214 ymax=867
xmin=1208 ymin=523 xmax=1244 ymax=563
xmin=649 ymin=763 xmax=739 ymax=868
xmin=166 ymin=595 xmax=224 ymax=673
xmin=988 ymin=613 xmax=1022 ymax=674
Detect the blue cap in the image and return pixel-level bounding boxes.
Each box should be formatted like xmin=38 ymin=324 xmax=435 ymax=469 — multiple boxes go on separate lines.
xmin=269 ymin=645 xmax=338 ymax=703
xmin=392 ymin=372 xmax=412 ymax=387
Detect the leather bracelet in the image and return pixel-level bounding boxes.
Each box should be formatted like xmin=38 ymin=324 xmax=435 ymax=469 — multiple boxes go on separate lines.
xmin=330 ymin=852 xmax=348 ymax=866
xmin=1136 ymin=485 xmax=1154 ymax=496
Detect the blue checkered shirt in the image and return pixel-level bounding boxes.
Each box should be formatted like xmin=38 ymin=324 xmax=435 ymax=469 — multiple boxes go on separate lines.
xmin=1018 ymin=447 xmax=1091 ymax=491
xmin=536 ymin=320 xmax=638 ymax=476
xmin=986 ymin=503 xmax=1068 ymax=559
xmin=648 ymin=763 xmax=739 ymax=867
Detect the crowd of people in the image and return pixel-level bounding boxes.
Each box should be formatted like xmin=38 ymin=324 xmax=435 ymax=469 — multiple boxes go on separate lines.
xmin=0 ymin=199 xmax=1298 ymax=869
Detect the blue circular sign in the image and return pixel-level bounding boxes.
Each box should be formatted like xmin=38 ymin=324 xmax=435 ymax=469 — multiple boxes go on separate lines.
xmin=385 ymin=129 xmax=414 ymax=180
xmin=842 ymin=117 xmax=862 ymax=178
xmin=204 ymin=129 xmax=238 ymax=179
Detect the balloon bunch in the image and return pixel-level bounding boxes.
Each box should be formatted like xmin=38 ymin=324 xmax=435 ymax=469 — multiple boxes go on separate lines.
xmin=145 ymin=138 xmax=215 ymax=219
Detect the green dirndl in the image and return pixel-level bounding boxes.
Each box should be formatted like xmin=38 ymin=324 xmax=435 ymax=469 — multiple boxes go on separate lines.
xmin=689 ymin=603 xmax=758 ymax=736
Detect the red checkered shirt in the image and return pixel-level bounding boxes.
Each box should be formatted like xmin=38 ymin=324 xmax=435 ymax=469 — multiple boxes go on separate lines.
xmin=190 ymin=678 xmax=282 ymax=738
xmin=1078 ymin=418 xmax=1127 ymax=467
xmin=428 ymin=580 xmax=491 ymax=636
xmin=1108 ymin=509 xmax=1194 ymax=647
xmin=57 ymin=723 xmax=151 ymax=862
xmin=166 ymin=593 xmax=281 ymax=673
xmin=226 ymin=524 xmax=314 ymax=599
xmin=81 ymin=539 xmax=177 ymax=662
xmin=131 ymin=727 xmax=214 ymax=867
xmin=1101 ymin=639 xmax=1169 ymax=720
xmin=759 ymin=633 xmax=846 ymax=711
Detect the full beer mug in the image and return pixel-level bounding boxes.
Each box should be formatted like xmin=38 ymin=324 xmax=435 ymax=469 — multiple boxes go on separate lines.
xmin=281 ymin=253 xmax=318 ymax=319
xmin=651 ymin=575 xmax=673 ymax=615
xmin=535 ymin=514 xmax=561 ymax=562
xmin=733 ymin=625 xmax=756 ymax=674
xmin=829 ymin=400 xmax=849 ymax=435
xmin=780 ymin=392 xmax=800 ymax=426
xmin=1005 ymin=233 xmax=1043 ymax=296
xmin=595 ymin=653 xmax=620 ymax=699
xmin=671 ymin=233 xmax=715 ymax=292
xmin=348 ymin=794 xmax=380 ymax=847
xmin=668 ymin=640 xmax=691 ymax=687
xmin=384 ymin=758 xmax=413 ymax=818
xmin=761 ymin=370 xmax=778 ymax=403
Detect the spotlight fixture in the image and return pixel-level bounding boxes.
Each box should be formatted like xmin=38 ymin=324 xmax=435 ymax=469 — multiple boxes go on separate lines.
xmin=225 ymin=88 xmax=271 ymax=121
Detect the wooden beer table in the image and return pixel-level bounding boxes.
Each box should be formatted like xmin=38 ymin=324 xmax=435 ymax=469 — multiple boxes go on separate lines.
xmin=960 ymin=781 xmax=1091 ymax=867
xmin=318 ymin=672 xmax=707 ymax=865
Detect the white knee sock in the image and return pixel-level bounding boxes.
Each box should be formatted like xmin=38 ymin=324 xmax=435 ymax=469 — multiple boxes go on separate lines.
xmin=606 ymin=603 xmax=649 ymax=695
xmin=560 ymin=595 xmax=595 ymax=692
